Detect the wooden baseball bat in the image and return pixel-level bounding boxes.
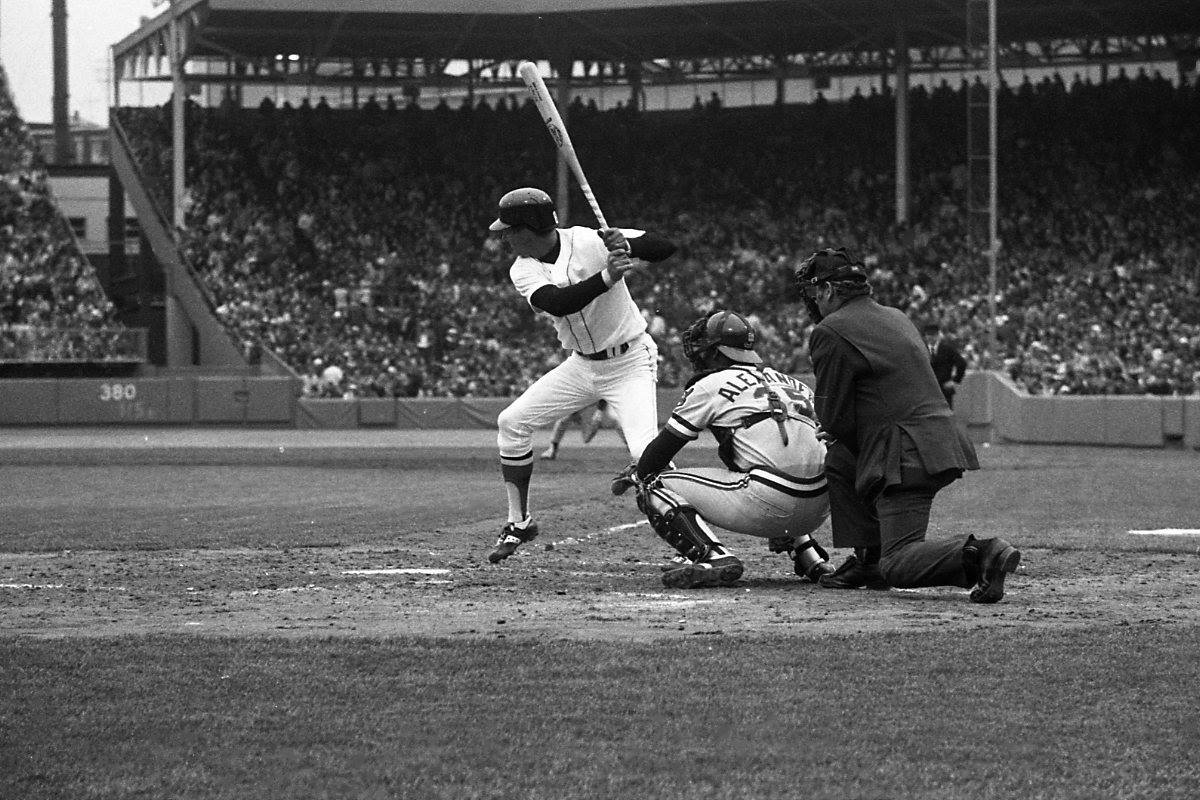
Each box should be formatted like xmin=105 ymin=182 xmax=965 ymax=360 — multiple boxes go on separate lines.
xmin=517 ymin=60 xmax=609 ymax=229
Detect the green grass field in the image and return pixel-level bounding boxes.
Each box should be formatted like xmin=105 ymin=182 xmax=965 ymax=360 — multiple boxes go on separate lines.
xmin=2 ymin=437 xmax=1198 ymax=799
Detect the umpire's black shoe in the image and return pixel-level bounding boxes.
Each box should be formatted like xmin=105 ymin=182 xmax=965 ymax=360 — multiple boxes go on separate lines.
xmin=488 ymin=519 xmax=539 ymax=563
xmin=966 ymin=536 xmax=1021 ymax=604
xmin=817 ymin=555 xmax=889 ymax=590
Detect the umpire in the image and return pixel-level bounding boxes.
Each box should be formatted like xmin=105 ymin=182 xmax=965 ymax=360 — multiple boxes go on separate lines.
xmin=794 ymin=248 xmax=1020 ymax=603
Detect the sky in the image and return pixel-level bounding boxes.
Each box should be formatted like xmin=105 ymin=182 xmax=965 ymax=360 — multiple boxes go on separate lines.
xmin=1 ymin=0 xmax=160 ymax=125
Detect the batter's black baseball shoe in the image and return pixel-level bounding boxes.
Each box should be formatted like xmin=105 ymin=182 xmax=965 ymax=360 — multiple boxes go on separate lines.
xmin=966 ymin=536 xmax=1021 ymax=603
xmin=817 ymin=555 xmax=889 ymax=590
xmin=488 ymin=519 xmax=539 ymax=563
xmin=661 ymin=554 xmax=743 ymax=589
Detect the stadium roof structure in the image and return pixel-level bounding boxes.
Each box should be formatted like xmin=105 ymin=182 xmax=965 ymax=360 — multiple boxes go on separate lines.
xmin=113 ymin=0 xmax=1200 ymax=87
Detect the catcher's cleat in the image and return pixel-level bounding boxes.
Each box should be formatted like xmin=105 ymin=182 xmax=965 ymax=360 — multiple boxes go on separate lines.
xmin=660 ymin=553 xmax=691 ymax=572
xmin=488 ymin=519 xmax=540 ymax=563
xmin=768 ymin=536 xmax=833 ymax=582
xmin=662 ymin=554 xmax=743 ymax=589
xmin=540 ymin=444 xmax=559 ymax=461
xmin=967 ymin=536 xmax=1021 ymax=604
xmin=817 ymin=555 xmax=889 ymax=590
xmin=803 ymin=560 xmax=837 ymax=583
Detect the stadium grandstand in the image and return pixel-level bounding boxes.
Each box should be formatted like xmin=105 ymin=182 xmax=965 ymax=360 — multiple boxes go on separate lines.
xmin=0 ymin=63 xmax=144 ymax=378
xmin=4 ymin=1 xmax=1200 ymax=408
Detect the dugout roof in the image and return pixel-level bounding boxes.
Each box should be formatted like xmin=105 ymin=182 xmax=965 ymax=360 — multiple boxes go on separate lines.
xmin=113 ymin=0 xmax=1200 ymax=81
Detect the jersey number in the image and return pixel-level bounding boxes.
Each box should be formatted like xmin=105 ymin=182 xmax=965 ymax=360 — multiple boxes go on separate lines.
xmin=753 ymin=386 xmax=815 ymax=421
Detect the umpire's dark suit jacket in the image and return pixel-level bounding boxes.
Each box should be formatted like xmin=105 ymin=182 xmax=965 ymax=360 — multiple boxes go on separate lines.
xmin=808 ymin=296 xmax=978 ymax=501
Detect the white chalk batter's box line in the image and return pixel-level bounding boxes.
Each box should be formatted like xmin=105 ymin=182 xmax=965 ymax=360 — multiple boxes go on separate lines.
xmin=1127 ymin=529 xmax=1200 ymax=536
xmin=0 ymin=583 xmax=128 ymax=591
xmin=548 ymin=519 xmax=649 ymax=548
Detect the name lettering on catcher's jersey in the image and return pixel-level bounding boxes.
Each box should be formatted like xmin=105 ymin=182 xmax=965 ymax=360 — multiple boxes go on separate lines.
xmin=666 ymin=365 xmax=824 ymax=477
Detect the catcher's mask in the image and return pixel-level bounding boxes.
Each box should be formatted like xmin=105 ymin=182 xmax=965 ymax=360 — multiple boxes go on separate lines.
xmin=681 ymin=310 xmax=763 ymax=370
xmin=488 ymin=187 xmax=558 ymax=234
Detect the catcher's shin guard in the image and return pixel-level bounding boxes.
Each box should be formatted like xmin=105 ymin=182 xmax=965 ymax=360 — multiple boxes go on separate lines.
xmin=640 ymin=484 xmax=724 ymax=563
xmin=791 ymin=534 xmax=830 ymax=574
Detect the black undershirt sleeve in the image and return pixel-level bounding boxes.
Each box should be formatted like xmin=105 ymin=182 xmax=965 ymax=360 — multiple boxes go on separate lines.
xmin=627 ymin=232 xmax=676 ymax=263
xmin=636 ymin=428 xmax=689 ymax=480
xmin=528 ymin=232 xmax=676 ymax=317
xmin=529 ymin=271 xmax=608 ymax=317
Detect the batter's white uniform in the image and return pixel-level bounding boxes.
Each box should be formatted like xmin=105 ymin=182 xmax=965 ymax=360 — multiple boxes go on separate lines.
xmin=497 ymin=226 xmax=660 ymax=464
xmin=653 ymin=364 xmax=829 ymax=539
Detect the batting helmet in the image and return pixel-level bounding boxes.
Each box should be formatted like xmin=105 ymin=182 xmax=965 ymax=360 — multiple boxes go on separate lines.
xmin=681 ymin=309 xmax=763 ymax=369
xmin=793 ymin=247 xmax=869 ymax=290
xmin=488 ymin=187 xmax=558 ymax=233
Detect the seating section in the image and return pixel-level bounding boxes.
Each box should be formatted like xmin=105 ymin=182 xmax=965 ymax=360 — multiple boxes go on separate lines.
xmin=72 ymin=69 xmax=1200 ymax=395
xmin=1 ymin=63 xmax=135 ymax=364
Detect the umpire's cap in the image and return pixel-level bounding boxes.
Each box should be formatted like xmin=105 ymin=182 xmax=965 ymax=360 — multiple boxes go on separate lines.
xmin=489 ymin=187 xmax=558 ymax=233
xmin=794 ymin=247 xmax=869 ymax=289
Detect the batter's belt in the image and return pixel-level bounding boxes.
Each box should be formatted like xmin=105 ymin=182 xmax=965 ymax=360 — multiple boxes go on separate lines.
xmin=577 ymin=338 xmax=637 ymax=360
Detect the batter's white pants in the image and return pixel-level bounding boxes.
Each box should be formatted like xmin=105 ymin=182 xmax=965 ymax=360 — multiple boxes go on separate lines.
xmin=498 ymin=333 xmax=659 ymax=462
xmin=654 ymin=466 xmax=829 ymax=540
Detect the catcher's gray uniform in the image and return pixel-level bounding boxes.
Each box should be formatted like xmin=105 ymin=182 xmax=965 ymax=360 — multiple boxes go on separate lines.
xmin=613 ymin=309 xmax=834 ymax=588
xmin=652 ymin=364 xmax=829 ymax=540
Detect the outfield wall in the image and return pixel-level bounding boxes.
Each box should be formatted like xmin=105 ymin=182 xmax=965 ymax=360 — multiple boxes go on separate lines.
xmin=0 ymin=372 xmax=1197 ymax=449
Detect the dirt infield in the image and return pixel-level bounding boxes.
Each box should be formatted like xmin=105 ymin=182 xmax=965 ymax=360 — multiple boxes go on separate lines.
xmin=2 ymin=428 xmax=1199 ymax=642
xmin=4 ymin=540 xmax=1200 ymax=642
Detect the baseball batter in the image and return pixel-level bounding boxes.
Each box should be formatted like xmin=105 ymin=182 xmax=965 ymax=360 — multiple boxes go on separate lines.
xmin=486 ymin=187 xmax=677 ymax=563
xmin=612 ymin=310 xmax=835 ymax=588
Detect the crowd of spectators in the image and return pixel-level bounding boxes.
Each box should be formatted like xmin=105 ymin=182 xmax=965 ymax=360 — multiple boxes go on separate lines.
xmin=113 ymin=66 xmax=1200 ymax=397
xmin=0 ymin=64 xmax=136 ymax=363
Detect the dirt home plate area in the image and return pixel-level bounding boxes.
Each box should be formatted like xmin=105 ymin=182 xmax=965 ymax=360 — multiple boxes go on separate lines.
xmin=2 ymin=427 xmax=1199 ymax=642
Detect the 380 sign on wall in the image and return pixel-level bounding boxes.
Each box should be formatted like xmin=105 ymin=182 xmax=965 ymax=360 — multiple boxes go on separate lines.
xmin=58 ymin=380 xmax=168 ymax=423
xmin=99 ymin=383 xmax=139 ymax=402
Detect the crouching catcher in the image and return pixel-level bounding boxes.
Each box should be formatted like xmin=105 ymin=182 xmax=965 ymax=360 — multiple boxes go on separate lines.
xmin=612 ymin=309 xmax=835 ymax=589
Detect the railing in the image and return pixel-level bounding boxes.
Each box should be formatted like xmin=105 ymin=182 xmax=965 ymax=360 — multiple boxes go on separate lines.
xmin=111 ymin=112 xmax=292 ymax=374
xmin=0 ymin=325 xmax=148 ymax=363
xmin=111 ymin=112 xmax=227 ymax=319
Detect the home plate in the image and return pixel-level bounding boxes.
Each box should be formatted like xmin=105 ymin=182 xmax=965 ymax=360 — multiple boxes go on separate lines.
xmin=342 ymin=568 xmax=451 ymax=576
xmin=1127 ymin=529 xmax=1200 ymax=536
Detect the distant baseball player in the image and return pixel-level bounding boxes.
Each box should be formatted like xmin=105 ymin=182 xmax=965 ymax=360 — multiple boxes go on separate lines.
xmin=611 ymin=310 xmax=836 ymax=588
xmin=487 ymin=187 xmax=677 ymax=563
xmin=540 ymin=399 xmax=623 ymax=460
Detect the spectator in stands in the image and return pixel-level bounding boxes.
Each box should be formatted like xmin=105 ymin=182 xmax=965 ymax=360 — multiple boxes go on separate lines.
xmin=923 ymin=322 xmax=968 ymax=407
xmin=112 ymin=69 xmax=1199 ymax=398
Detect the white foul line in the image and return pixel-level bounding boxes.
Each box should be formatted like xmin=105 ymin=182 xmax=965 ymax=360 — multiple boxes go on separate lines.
xmin=608 ymin=520 xmax=650 ymax=531
xmin=1128 ymin=529 xmax=1200 ymax=536
xmin=342 ymin=568 xmax=451 ymax=576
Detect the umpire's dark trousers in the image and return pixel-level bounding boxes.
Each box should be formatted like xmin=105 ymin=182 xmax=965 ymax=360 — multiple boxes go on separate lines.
xmin=824 ymin=441 xmax=972 ymax=589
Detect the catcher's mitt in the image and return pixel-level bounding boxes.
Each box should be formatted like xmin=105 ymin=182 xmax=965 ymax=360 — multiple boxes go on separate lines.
xmin=610 ymin=460 xmax=642 ymax=496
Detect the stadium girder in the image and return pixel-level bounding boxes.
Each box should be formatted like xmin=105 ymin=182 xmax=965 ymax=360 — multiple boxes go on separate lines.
xmin=113 ymin=0 xmax=1200 ymax=88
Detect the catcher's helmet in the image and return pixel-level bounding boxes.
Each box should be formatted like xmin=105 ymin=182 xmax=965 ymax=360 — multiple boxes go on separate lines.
xmin=488 ymin=187 xmax=558 ymax=233
xmin=681 ymin=310 xmax=763 ymax=369
xmin=794 ymin=247 xmax=869 ymax=292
